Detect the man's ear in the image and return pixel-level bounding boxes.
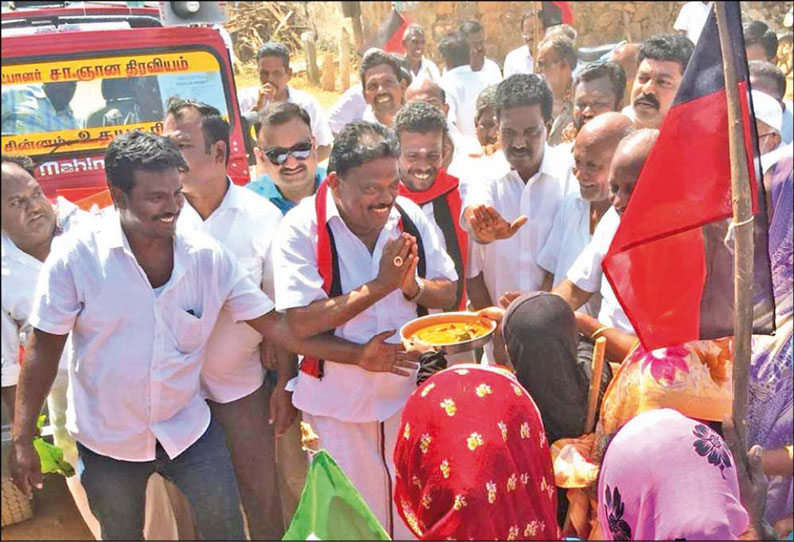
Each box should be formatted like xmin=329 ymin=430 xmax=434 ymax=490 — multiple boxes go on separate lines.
xmin=253 ymin=146 xmax=265 ymax=167
xmin=442 ymin=103 xmax=450 ymax=117
xmin=327 ymin=171 xmax=340 ymax=190
xmin=109 ymin=186 xmax=127 ymax=209
xmin=214 ymin=140 xmax=228 ymax=166
xmin=287 ymin=67 xmax=293 ymax=82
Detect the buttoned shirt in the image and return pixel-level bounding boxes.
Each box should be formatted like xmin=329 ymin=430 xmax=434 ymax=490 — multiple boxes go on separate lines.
xmin=566 ymin=206 xmax=635 ymax=334
xmin=407 ymin=57 xmax=442 ymax=84
xmin=1 ymin=198 xmax=87 ymax=388
xmin=30 ymin=212 xmax=274 ymax=461
xmin=441 ymin=65 xmax=500 ymax=140
xmin=273 ymin=195 xmax=457 ymax=423
xmin=177 ymin=182 xmax=283 ymax=404
xmin=1 ymin=85 xmax=81 ymax=135
xmin=238 ymin=86 xmax=333 ymax=147
xmin=503 ymin=45 xmax=534 ymax=78
xmin=463 ymin=143 xmax=577 ymax=303
xmin=536 ymin=192 xmax=602 ymax=317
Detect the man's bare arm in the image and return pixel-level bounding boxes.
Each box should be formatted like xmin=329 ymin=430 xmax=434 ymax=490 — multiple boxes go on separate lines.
xmin=540 ymin=270 xmax=554 ymax=292
xmin=466 ymin=273 xmax=493 ymax=311
xmin=552 ymin=279 xmax=593 ymax=311
xmin=11 ymin=329 xmax=68 ymax=495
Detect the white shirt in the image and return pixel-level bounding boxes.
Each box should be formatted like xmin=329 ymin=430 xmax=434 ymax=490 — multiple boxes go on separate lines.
xmin=475 ymin=58 xmax=503 ymax=85
xmin=673 ymin=2 xmax=712 ymax=44
xmin=503 ymin=45 xmax=534 ymax=78
xmin=273 ymin=195 xmax=457 ymax=423
xmin=1 ymin=198 xmax=87 ymax=388
xmin=328 ymin=84 xmax=367 ymax=134
xmin=408 ymin=57 xmax=442 ymax=84
xmin=463 ymin=144 xmax=577 ymax=302
xmin=237 ymin=86 xmax=333 ymax=147
xmin=177 ymin=183 xmax=283 ymax=404
xmin=565 ymin=206 xmax=635 ymax=334
xmin=536 ymin=192 xmax=602 ymax=316
xmin=441 ymin=65 xmax=499 ymax=139
xmin=30 ymin=212 xmax=275 ymax=461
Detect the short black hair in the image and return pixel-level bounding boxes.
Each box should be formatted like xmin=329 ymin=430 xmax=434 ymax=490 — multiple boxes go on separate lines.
xmin=458 ymin=20 xmax=484 ymax=36
xmin=638 ymin=33 xmax=694 ymax=75
xmin=104 ymin=130 xmax=187 ymax=194
xmin=328 ymin=121 xmax=400 ymax=178
xmin=744 ymin=20 xmax=778 ymax=62
xmin=165 ymin=97 xmax=230 ymax=165
xmin=256 ymin=102 xmax=312 ymax=144
xmin=394 ymin=101 xmax=448 ymax=138
xmin=539 ymin=35 xmax=577 ymax=71
xmin=476 ymin=84 xmax=498 ymax=120
xmin=1 ymin=153 xmax=36 ymax=177
xmin=438 ymin=32 xmax=470 ymax=69
xmin=494 ymin=74 xmax=554 ymax=123
xmin=360 ymin=49 xmax=402 ymax=87
xmin=573 ymin=60 xmax=627 ymax=109
xmin=749 ymin=60 xmax=787 ymax=100
xmin=257 ymin=41 xmax=290 ymax=69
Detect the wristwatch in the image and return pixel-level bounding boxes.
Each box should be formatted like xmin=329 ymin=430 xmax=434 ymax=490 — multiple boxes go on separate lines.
xmin=404 ymin=276 xmax=425 ymax=302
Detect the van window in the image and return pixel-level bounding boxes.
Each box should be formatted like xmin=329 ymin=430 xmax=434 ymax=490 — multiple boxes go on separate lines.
xmin=1 ymin=49 xmax=230 ymax=156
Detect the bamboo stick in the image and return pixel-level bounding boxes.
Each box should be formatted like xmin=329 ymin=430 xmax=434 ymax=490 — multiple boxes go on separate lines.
xmin=584 ymin=337 xmax=607 ymax=434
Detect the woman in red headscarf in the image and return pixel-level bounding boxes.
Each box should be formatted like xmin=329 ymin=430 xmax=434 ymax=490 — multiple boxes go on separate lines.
xmin=393 ymin=364 xmax=560 ymax=540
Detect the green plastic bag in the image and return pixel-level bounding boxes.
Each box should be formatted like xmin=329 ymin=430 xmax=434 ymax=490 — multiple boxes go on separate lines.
xmin=283 ymin=449 xmax=390 ymax=540
xmin=33 ymin=414 xmax=74 ymax=477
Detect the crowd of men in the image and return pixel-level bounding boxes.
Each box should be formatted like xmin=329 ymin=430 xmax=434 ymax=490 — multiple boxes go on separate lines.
xmin=2 ymin=5 xmax=793 ymax=541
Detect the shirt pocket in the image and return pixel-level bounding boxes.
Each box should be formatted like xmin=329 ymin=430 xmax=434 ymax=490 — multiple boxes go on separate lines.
xmin=170 ymin=308 xmax=204 ymax=354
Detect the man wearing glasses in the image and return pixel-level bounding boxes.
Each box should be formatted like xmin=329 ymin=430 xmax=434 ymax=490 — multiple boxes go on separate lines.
xmin=247 ymin=102 xmax=324 ymax=215
xmin=503 ymin=12 xmax=537 ymax=78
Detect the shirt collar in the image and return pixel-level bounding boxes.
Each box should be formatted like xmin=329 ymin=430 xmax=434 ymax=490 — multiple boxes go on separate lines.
xmin=506 ymin=143 xmax=557 ymax=184
xmin=1 ymin=231 xmax=42 ymax=269
xmin=447 ymin=65 xmax=473 ymax=76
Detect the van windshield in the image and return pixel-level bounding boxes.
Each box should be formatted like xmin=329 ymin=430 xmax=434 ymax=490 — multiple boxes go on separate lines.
xmin=1 ymin=49 xmax=231 ymax=156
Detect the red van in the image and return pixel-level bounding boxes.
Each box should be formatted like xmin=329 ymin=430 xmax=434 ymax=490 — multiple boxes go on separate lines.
xmin=1 ymin=3 xmax=248 ymax=210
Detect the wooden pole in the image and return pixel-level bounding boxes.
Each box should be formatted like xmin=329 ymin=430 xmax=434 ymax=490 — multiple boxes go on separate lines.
xmin=532 ymin=1 xmax=543 ymax=61
xmin=715 ymin=2 xmax=755 ymax=445
xmin=301 ymin=31 xmax=320 ymax=86
xmin=584 ymin=337 xmax=607 ymax=434
xmin=340 ymin=28 xmax=352 ymax=92
xmin=321 ymin=52 xmax=336 ymax=92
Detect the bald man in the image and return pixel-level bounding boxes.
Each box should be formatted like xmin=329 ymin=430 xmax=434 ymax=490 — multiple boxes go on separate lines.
xmin=536 ymin=112 xmax=635 ymax=316
xmin=552 ymin=129 xmax=659 ymax=350
xmin=404 ymin=77 xmax=481 ymax=168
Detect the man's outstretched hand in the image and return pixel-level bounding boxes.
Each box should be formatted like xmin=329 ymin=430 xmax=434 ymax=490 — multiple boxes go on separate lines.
xmin=467 ymin=204 xmax=527 ymax=244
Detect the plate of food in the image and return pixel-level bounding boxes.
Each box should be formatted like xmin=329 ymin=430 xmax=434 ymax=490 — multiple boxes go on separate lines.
xmin=400 ymin=312 xmax=497 ymax=355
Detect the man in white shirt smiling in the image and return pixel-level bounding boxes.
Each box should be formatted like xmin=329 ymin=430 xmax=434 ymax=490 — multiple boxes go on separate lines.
xmin=10 ymin=131 xmax=410 ymax=540
xmin=463 ymin=74 xmax=576 ymax=362
xmin=401 ymin=24 xmax=441 ymax=84
xmin=163 ymin=97 xmax=287 ymax=539
xmin=273 ymin=121 xmax=457 ymax=539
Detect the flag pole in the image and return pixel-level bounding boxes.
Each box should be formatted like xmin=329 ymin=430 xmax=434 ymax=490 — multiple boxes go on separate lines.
xmin=715 ymin=2 xmax=755 ymax=445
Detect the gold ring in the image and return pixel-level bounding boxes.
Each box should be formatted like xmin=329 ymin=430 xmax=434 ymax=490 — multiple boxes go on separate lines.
xmin=393 ymin=256 xmax=404 ymax=267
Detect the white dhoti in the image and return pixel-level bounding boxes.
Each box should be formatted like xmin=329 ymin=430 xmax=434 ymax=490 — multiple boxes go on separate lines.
xmin=303 ymin=410 xmax=415 ymax=541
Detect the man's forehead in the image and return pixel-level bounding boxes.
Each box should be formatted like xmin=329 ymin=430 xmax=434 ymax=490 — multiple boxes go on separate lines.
xmin=499 ymin=104 xmax=544 ymax=126
xmin=637 ymin=58 xmax=682 ymax=78
xmin=576 ymin=76 xmax=615 ymax=98
xmin=1 ymin=163 xmax=39 ymax=197
xmin=258 ymin=55 xmax=286 ymax=70
xmin=400 ymin=130 xmax=443 ymax=148
xmin=131 ymin=167 xmax=181 ymax=191
xmin=365 ymin=64 xmax=398 ymax=83
xmin=260 ymin=118 xmax=312 ymax=147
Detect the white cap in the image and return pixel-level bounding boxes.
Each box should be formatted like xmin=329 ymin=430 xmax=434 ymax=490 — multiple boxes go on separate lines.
xmin=752 ymin=90 xmax=782 ymax=134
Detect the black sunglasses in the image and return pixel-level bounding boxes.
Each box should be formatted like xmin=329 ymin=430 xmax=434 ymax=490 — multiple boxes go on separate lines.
xmin=263 ymin=141 xmax=313 ymax=166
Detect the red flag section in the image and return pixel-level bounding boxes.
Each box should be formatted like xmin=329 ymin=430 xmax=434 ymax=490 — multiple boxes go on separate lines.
xmin=362 ymin=9 xmax=410 ymax=55
xmin=602 ymin=2 xmax=775 ymax=350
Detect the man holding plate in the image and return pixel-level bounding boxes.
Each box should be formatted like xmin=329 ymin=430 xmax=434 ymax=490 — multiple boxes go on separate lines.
xmin=272 ymin=121 xmax=457 ymax=539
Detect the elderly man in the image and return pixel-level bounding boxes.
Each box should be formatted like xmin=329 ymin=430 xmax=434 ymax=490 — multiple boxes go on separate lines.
xmin=360 ymin=49 xmax=406 ymax=129
xmin=10 ymin=131 xmax=405 ymax=540
xmin=626 ymin=33 xmax=694 ymax=129
xmin=463 ymin=74 xmax=576 ymax=362
xmin=503 ymin=11 xmax=536 ymax=77
xmin=536 ymin=35 xmax=578 ymax=145
xmin=247 ymin=102 xmax=324 ymax=213
xmin=536 ymin=113 xmax=635 ymax=316
xmin=551 ymin=129 xmax=660 ymax=345
xmin=239 ymin=42 xmax=333 ymax=162
xmin=273 ymin=121 xmax=457 ymax=539
xmin=401 ymin=24 xmax=441 ymax=83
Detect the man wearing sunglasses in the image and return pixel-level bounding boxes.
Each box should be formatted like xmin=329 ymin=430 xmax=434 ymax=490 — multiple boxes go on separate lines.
xmin=247 ymin=102 xmax=324 ymax=215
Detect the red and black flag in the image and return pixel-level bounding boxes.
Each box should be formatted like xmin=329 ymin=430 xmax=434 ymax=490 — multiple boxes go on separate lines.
xmin=602 ymin=1 xmax=775 ymax=350
xmin=540 ymin=2 xmax=574 ymax=28
xmin=361 ymin=8 xmax=410 ymax=55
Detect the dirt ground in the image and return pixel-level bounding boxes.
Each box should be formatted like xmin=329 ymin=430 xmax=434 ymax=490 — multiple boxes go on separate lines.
xmin=2 ymin=475 xmax=93 ymax=540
